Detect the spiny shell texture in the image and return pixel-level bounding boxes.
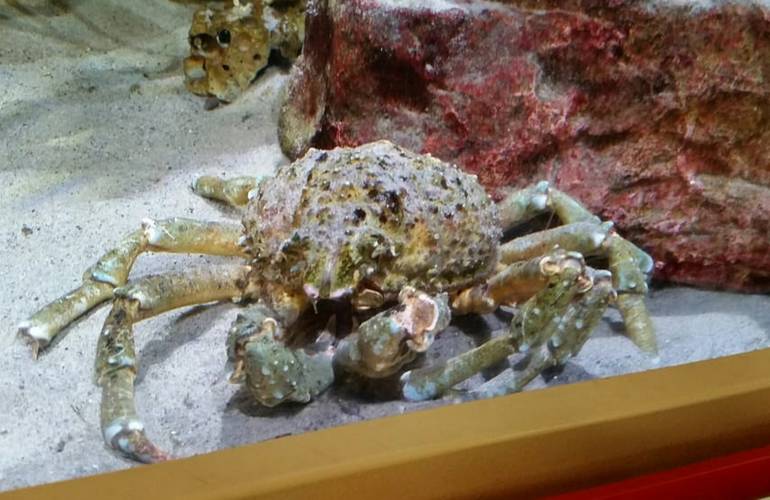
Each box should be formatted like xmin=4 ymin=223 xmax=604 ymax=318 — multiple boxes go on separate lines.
xmin=243 ymin=141 xmax=501 ymax=298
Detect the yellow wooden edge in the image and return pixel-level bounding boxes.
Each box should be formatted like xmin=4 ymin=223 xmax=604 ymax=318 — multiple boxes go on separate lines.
xmin=6 ymin=347 xmax=770 ymax=499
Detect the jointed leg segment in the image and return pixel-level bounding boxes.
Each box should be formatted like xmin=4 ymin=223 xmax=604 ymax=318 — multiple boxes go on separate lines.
xmin=402 ymin=251 xmax=588 ymax=401
xmin=18 ymin=218 xmax=246 ymax=355
xmin=495 ymin=181 xmax=656 ymax=352
xmin=97 ymin=265 xmax=249 ymax=463
xmin=192 ymin=176 xmax=261 ymax=207
xmin=473 ymin=269 xmax=615 ymax=398
xmin=453 ymin=250 xmax=588 ymax=314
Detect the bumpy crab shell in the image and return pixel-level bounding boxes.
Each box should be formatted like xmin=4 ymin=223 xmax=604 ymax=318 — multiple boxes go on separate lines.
xmin=242 ymin=141 xmax=502 ymax=306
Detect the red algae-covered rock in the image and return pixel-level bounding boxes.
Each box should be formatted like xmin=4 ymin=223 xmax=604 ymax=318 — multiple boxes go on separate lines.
xmin=279 ymin=0 xmax=770 ymax=291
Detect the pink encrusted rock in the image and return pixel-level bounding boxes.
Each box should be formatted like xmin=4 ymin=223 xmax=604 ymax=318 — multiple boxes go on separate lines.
xmin=279 ymin=0 xmax=770 ymax=291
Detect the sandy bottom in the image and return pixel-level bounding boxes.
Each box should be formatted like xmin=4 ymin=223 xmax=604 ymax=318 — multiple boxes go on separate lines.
xmin=1 ymin=0 xmax=769 ymax=492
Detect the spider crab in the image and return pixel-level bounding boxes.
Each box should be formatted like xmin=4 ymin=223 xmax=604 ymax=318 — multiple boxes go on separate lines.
xmin=18 ymin=141 xmax=655 ymax=463
xmin=183 ymin=0 xmax=305 ymax=103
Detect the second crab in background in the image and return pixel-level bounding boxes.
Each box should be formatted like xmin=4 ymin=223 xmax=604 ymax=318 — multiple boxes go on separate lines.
xmin=183 ymin=0 xmax=305 ymax=103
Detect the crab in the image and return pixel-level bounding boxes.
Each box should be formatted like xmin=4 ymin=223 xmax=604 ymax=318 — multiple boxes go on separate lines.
xmin=18 ymin=141 xmax=655 ymax=463
xmin=183 ymin=0 xmax=306 ymax=103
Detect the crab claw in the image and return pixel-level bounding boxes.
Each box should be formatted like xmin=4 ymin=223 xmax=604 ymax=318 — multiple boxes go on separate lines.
xmin=334 ymin=288 xmax=452 ymax=378
xmin=227 ymin=312 xmax=334 ymax=407
xmin=241 ymin=333 xmax=335 ymax=407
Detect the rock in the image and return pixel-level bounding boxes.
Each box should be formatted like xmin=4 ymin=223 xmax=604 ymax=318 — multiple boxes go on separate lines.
xmin=279 ymin=0 xmax=770 ymax=292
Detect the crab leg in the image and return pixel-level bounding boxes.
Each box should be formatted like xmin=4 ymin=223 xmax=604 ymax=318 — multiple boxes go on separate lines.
xmin=604 ymin=233 xmax=657 ymax=352
xmin=496 ymin=180 xmax=552 ymax=226
xmin=497 ymin=181 xmax=656 ymax=352
xmin=498 ymin=221 xmax=614 ymax=265
xmin=192 ymin=176 xmax=261 ymax=207
xmin=335 ymin=287 xmax=452 ymax=379
xmin=400 ymin=252 xmax=586 ymax=402
xmin=97 ymin=265 xmax=248 ymax=463
xmin=472 ymin=270 xmax=615 ymax=398
xmin=548 ymin=191 xmax=656 ymax=353
xmin=18 ymin=218 xmax=245 ymax=356
xmin=546 ymin=188 xmax=653 ymax=290
xmin=453 ymin=249 xmax=586 ymax=314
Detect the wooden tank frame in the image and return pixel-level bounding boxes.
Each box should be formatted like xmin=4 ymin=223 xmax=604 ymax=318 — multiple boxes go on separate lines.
xmin=6 ymin=348 xmax=770 ymax=499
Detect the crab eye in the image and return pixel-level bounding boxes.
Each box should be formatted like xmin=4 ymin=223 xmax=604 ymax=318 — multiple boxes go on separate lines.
xmin=217 ymin=29 xmax=231 ymax=46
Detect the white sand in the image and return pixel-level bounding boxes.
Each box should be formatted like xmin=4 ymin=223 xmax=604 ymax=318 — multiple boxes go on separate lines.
xmin=1 ymin=0 xmax=768 ymax=492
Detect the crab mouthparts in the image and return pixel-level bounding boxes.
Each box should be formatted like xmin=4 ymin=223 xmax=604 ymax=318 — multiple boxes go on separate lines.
xmin=304 ymin=251 xmax=355 ymax=303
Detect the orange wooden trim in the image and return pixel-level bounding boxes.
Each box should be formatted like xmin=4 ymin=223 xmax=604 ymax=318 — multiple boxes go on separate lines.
xmin=6 ymin=348 xmax=770 ymax=500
